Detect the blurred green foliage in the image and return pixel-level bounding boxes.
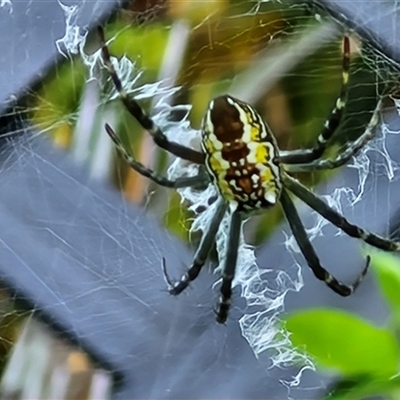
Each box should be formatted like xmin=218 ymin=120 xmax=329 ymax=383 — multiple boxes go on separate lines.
xmin=286 ymin=252 xmax=400 ymax=400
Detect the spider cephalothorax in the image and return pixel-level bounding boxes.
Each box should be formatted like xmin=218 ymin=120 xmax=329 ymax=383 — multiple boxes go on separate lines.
xmin=98 ymin=27 xmax=400 ymax=324
xmin=202 ymin=95 xmax=282 ymax=211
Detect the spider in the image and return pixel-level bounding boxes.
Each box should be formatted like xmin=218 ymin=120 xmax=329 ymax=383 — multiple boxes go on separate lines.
xmin=98 ymin=27 xmax=400 ymax=323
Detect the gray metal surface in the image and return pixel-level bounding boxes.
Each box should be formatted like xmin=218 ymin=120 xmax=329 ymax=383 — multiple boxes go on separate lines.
xmin=0 ymin=0 xmax=122 ymax=112
xmin=315 ymin=0 xmax=400 ymax=68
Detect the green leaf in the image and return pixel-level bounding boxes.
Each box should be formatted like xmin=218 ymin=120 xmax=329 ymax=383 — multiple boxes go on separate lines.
xmin=370 ymin=251 xmax=400 ymax=318
xmin=324 ymin=374 xmax=400 ymax=400
xmin=286 ymin=309 xmax=398 ymax=377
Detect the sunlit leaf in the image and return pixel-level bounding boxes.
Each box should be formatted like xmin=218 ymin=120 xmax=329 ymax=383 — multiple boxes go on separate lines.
xmin=370 ymin=251 xmax=400 ymax=319
xmin=324 ymin=374 xmax=400 ymax=400
xmin=286 ymin=309 xmax=398 ymax=377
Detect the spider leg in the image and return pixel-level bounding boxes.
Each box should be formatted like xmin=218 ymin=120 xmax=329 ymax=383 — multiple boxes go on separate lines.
xmin=97 ymin=26 xmax=205 ymax=165
xmin=283 ymin=173 xmax=400 ymax=251
xmin=163 ymin=198 xmax=228 ymax=295
xmin=279 ymin=36 xmax=350 ymax=164
xmin=280 ymin=189 xmax=369 ymax=296
xmin=106 ymin=124 xmax=210 ymax=189
xmin=283 ymin=98 xmax=383 ymax=173
xmin=216 ymin=207 xmax=242 ymax=324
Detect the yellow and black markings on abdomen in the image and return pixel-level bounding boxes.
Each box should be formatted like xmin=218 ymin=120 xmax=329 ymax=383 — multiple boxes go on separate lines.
xmin=202 ymin=95 xmax=282 ymax=211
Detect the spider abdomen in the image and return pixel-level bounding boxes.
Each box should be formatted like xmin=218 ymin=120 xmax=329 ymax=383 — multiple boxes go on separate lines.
xmin=202 ymin=95 xmax=282 ymax=211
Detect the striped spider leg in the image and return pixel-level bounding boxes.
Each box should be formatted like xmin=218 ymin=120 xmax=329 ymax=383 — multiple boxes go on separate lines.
xmin=279 ymin=36 xmax=351 ymax=165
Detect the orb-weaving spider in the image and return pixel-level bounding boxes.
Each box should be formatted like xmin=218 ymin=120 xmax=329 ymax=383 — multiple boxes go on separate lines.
xmin=98 ymin=27 xmax=400 ymax=323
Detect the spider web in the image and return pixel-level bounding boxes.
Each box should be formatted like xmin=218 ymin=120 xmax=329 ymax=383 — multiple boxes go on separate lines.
xmin=1 ymin=0 xmax=400 ymax=398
